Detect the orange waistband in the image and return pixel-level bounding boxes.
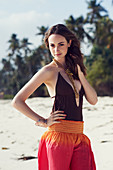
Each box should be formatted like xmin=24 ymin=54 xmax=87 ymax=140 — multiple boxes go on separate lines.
xmin=48 ymin=120 xmax=84 ymax=134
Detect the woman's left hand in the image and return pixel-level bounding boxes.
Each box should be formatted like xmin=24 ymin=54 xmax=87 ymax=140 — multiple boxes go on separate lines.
xmin=77 ymin=64 xmax=84 ymax=79
xmin=77 ymin=64 xmax=98 ymax=105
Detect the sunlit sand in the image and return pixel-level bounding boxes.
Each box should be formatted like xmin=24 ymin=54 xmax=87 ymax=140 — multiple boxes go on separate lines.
xmin=0 ymin=97 xmax=113 ymax=170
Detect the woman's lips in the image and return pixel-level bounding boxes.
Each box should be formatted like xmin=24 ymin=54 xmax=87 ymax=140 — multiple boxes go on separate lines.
xmin=55 ymin=53 xmax=61 ymax=56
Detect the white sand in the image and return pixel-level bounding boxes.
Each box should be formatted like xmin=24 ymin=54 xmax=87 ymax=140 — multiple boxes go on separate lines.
xmin=0 ymin=97 xmax=113 ymax=170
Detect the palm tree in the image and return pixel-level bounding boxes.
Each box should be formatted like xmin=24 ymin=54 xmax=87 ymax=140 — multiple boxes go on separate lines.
xmin=1 ymin=58 xmax=15 ymax=95
xmin=36 ymin=25 xmax=52 ymax=64
xmin=36 ymin=26 xmax=48 ymax=43
xmin=86 ymin=0 xmax=108 ymax=24
xmin=20 ymin=38 xmax=32 ymax=57
xmin=94 ymin=17 xmax=113 ymax=49
xmin=2 ymin=58 xmax=13 ymax=72
xmin=65 ymin=15 xmax=77 ymax=32
xmin=65 ymin=15 xmax=92 ymax=42
xmin=84 ymin=0 xmax=109 ymax=46
xmin=8 ymin=34 xmax=20 ymax=57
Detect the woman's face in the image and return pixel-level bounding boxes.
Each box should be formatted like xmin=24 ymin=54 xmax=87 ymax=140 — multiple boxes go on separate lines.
xmin=48 ymin=34 xmax=71 ymax=59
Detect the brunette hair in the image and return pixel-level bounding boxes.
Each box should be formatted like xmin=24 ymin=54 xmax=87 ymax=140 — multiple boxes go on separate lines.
xmin=44 ymin=24 xmax=86 ymax=79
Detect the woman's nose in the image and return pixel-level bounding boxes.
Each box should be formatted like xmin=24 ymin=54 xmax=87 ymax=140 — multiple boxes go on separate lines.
xmin=55 ymin=46 xmax=59 ymax=53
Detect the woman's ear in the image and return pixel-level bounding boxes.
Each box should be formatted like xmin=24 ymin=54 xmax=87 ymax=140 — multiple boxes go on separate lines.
xmin=68 ymin=40 xmax=72 ymax=47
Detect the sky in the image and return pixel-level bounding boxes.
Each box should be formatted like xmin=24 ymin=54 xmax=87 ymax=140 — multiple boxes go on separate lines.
xmin=0 ymin=0 xmax=113 ymax=64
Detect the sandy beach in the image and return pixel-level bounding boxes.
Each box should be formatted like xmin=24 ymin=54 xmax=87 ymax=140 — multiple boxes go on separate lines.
xmin=0 ymin=96 xmax=113 ymax=170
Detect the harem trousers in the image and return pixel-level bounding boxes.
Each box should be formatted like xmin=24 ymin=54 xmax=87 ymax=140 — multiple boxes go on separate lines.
xmin=38 ymin=120 xmax=96 ymax=170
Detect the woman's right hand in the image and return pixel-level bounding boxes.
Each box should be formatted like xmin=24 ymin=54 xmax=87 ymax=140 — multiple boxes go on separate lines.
xmin=35 ymin=110 xmax=66 ymax=127
xmin=47 ymin=110 xmax=66 ymax=126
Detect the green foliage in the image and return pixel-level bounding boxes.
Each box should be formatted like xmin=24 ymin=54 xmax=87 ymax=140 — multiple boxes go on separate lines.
xmin=3 ymin=94 xmax=14 ymax=99
xmin=0 ymin=32 xmax=50 ymax=98
xmin=86 ymin=46 xmax=113 ymax=95
xmin=0 ymin=1 xmax=113 ymax=98
xmin=86 ymin=0 xmax=108 ymax=24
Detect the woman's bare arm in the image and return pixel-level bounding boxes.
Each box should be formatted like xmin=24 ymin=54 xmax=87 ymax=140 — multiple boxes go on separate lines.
xmin=12 ymin=65 xmax=66 ymax=127
xmin=11 ymin=66 xmax=52 ymax=122
xmin=77 ymin=65 xmax=98 ymax=105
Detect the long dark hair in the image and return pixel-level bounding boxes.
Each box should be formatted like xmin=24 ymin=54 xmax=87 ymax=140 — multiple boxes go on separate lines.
xmin=44 ymin=24 xmax=86 ymax=80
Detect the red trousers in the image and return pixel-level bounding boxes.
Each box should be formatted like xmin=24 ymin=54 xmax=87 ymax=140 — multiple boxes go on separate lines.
xmin=38 ymin=120 xmax=96 ymax=170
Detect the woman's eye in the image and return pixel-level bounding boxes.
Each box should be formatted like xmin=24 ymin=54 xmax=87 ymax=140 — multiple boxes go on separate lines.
xmin=50 ymin=44 xmax=55 ymax=47
xmin=59 ymin=44 xmax=64 ymax=46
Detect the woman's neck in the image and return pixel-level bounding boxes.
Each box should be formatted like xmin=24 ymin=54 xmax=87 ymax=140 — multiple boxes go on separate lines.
xmin=54 ymin=57 xmax=66 ymax=69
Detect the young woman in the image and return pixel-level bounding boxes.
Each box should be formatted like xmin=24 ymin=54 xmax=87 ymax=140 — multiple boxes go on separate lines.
xmin=12 ymin=24 xmax=98 ymax=170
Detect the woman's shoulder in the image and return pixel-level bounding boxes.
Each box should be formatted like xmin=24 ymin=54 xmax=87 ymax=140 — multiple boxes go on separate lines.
xmin=40 ymin=61 xmax=57 ymax=74
xmin=34 ymin=61 xmax=57 ymax=83
xmin=40 ymin=62 xmax=58 ymax=84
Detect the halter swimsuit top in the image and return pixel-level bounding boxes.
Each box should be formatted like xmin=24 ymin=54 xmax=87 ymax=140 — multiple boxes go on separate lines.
xmin=51 ymin=72 xmax=85 ymax=121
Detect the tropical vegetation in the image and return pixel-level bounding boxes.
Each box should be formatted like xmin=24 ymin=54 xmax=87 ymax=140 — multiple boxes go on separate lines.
xmin=0 ymin=0 xmax=113 ymax=99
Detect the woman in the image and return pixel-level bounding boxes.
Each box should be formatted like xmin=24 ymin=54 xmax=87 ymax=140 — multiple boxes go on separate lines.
xmin=12 ymin=24 xmax=98 ymax=170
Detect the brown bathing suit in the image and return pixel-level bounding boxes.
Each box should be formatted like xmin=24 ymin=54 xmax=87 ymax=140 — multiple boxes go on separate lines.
xmin=51 ymin=72 xmax=85 ymax=121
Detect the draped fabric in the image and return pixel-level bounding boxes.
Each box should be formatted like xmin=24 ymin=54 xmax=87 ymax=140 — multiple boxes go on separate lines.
xmin=38 ymin=120 xmax=96 ymax=170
